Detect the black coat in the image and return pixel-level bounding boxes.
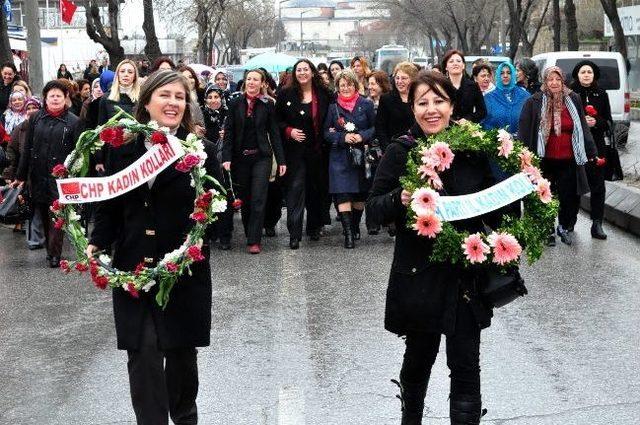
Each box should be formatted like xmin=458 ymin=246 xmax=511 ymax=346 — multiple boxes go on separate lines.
xmin=222 ymin=94 xmax=285 ymax=165
xmin=0 ymin=81 xmax=15 ymax=113
xmin=90 ymin=127 xmax=216 ymax=351
xmin=275 ymin=85 xmax=331 ymax=159
xmin=518 ymin=91 xmax=597 ymax=195
xmin=16 ymin=109 xmax=81 ymax=203
xmin=98 ymin=92 xmax=136 ymax=125
xmin=367 ymin=124 xmax=496 ymax=336
xmin=569 ymin=83 xmax=612 ymax=156
xmin=452 ymin=77 xmax=487 ymax=123
xmin=375 ymin=90 xmax=415 ymax=152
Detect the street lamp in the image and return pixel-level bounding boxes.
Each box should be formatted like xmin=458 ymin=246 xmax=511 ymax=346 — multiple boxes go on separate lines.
xmin=300 ymin=9 xmax=311 ymax=56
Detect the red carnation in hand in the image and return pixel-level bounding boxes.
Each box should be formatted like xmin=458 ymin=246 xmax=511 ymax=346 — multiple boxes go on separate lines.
xmin=51 ymin=164 xmax=68 ymax=178
xmin=232 ymin=199 xmax=243 ymax=210
xmin=59 ymin=260 xmax=71 ymax=273
xmin=127 ymin=282 xmax=140 ymax=299
xmin=50 ymin=199 xmax=63 ymax=213
xmin=54 ymin=217 xmax=65 ymax=229
xmin=190 ymin=211 xmax=208 ymax=223
xmin=99 ymin=126 xmax=125 ymax=148
xmin=187 ymin=245 xmax=205 ymax=262
xmin=166 ymin=262 xmax=178 ymax=273
xmin=585 ymin=105 xmax=598 ymax=117
xmin=150 ymin=131 xmax=169 ymax=145
xmin=75 ymin=262 xmax=89 ymax=273
xmin=596 ymin=157 xmax=607 ymax=167
xmin=92 ymin=274 xmax=109 ymax=290
xmin=134 ymin=262 xmax=146 ymax=276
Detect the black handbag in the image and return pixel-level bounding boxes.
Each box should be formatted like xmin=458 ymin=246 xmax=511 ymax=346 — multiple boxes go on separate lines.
xmin=480 ymin=267 xmax=528 ymax=308
xmin=0 ymin=186 xmax=32 ymax=224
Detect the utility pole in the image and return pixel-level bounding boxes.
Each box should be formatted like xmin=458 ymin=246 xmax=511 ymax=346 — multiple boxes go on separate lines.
xmin=24 ymin=0 xmax=43 ymax=93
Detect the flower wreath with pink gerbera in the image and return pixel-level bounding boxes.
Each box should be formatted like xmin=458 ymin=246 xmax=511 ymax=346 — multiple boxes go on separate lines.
xmin=50 ymin=109 xmax=227 ymax=308
xmin=400 ymin=122 xmax=558 ymax=270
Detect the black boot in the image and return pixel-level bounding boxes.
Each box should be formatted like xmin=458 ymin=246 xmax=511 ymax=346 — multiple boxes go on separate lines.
xmin=391 ymin=378 xmax=428 ymax=425
xmin=450 ymin=396 xmax=487 ymax=425
xmin=591 ymin=220 xmax=607 ymax=240
xmin=352 ymin=208 xmax=363 ymax=240
xmin=339 ymin=212 xmax=355 ymax=249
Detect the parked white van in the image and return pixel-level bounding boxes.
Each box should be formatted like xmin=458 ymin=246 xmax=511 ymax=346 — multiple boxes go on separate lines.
xmin=531 ymin=51 xmax=630 ymax=126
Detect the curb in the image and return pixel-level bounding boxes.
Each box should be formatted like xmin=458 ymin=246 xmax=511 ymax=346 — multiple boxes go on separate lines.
xmin=580 ymin=181 xmax=640 ymax=237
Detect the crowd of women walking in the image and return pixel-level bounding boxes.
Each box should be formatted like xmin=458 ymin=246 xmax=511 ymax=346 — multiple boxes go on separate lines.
xmin=0 ymin=50 xmax=624 ymax=425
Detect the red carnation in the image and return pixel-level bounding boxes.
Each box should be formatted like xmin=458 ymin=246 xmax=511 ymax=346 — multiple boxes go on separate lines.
xmin=195 ymin=191 xmax=213 ymax=209
xmin=596 ymin=157 xmax=607 ymax=167
xmin=232 ymin=199 xmax=243 ymax=210
xmin=75 ymin=262 xmax=89 ymax=273
xmin=150 ymin=131 xmax=168 ymax=145
xmin=92 ymin=274 xmax=109 ymax=290
xmin=50 ymin=199 xmax=63 ymax=213
xmin=99 ymin=126 xmax=125 ymax=148
xmin=187 ymin=245 xmax=205 ymax=262
xmin=190 ymin=211 xmax=208 ymax=223
xmin=127 ymin=282 xmax=140 ymax=299
xmin=59 ymin=260 xmax=71 ymax=273
xmin=89 ymin=259 xmax=99 ymax=277
xmin=175 ymin=153 xmax=202 ymax=172
xmin=166 ymin=262 xmax=178 ymax=273
xmin=585 ymin=105 xmax=598 ymax=117
xmin=134 ymin=262 xmax=146 ymax=276
xmin=51 ymin=164 xmax=68 ymax=178
xmin=54 ymin=218 xmax=65 ymax=229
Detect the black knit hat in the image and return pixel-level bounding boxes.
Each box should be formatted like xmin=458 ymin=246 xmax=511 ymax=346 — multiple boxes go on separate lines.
xmin=572 ymin=60 xmax=600 ymax=81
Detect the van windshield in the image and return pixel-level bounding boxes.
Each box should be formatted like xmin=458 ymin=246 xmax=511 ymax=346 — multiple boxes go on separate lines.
xmin=555 ymin=59 xmax=620 ymax=90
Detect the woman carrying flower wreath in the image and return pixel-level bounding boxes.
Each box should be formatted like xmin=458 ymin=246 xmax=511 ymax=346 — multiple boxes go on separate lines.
xmin=86 ymin=71 xmax=217 ymax=424
xmin=367 ymin=71 xmax=501 ymax=424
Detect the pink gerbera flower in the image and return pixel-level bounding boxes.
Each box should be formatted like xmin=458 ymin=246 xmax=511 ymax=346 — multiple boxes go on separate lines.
xmin=430 ymin=142 xmax=454 ymax=171
xmin=411 ymin=188 xmax=440 ymax=215
xmin=523 ymin=165 xmax=543 ymax=184
xmin=536 ymin=178 xmax=552 ymax=203
xmin=417 ymin=164 xmax=437 ymax=180
xmin=488 ymin=232 xmax=522 ymax=265
xmin=428 ymin=174 xmax=443 ymax=190
xmin=497 ymin=138 xmax=514 ymax=158
xmin=412 ymin=213 xmax=442 ymax=238
xmin=519 ymin=149 xmax=534 ymax=168
xmin=462 ymin=233 xmax=490 ymax=263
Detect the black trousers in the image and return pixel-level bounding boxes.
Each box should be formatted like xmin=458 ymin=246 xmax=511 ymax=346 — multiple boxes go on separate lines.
xmin=541 ymin=159 xmax=580 ymax=229
xmin=286 ymin=154 xmax=326 ymax=240
xmin=264 ymin=180 xmax=283 ymax=230
xmin=586 ymin=162 xmax=606 ymax=221
xmin=34 ymin=202 xmax=63 ymax=258
xmin=127 ymin=310 xmax=199 ymax=425
xmin=400 ymin=302 xmax=481 ymax=399
xmin=233 ymin=154 xmax=271 ymax=244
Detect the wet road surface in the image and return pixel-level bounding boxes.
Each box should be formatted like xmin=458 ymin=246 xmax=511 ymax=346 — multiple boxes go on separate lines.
xmin=1 ymin=212 xmax=639 ymax=424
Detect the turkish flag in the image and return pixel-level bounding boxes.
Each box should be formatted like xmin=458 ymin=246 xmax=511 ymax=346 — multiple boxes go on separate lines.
xmin=60 ymin=182 xmax=81 ymax=196
xmin=60 ymin=0 xmax=78 ymax=25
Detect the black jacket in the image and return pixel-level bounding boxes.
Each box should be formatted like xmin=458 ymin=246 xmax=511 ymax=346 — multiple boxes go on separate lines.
xmin=275 ymin=85 xmax=331 ymax=158
xmin=366 ymin=124 xmax=496 ymax=335
xmin=202 ymin=106 xmax=227 ymax=144
xmin=569 ymin=83 xmax=612 ymax=156
xmin=90 ymin=127 xmax=217 ymax=350
xmin=375 ymin=90 xmax=415 ymax=151
xmin=222 ymin=94 xmax=285 ymax=165
xmin=16 ymin=109 xmax=81 ymax=203
xmin=452 ymin=77 xmax=487 ymax=123
xmin=0 ymin=81 xmax=16 ymax=113
xmin=98 ymin=92 xmax=136 ymax=125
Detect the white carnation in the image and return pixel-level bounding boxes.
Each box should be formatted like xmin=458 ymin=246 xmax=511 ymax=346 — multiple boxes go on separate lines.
xmin=142 ymin=280 xmax=157 ymax=292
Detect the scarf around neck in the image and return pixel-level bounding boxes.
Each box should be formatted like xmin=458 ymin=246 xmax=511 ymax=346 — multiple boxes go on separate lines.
xmin=537 ymin=93 xmax=588 ymax=165
xmin=337 ymin=92 xmax=359 ymax=113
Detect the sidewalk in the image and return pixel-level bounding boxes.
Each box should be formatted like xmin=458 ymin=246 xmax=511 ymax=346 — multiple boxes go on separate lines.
xmin=581 ymin=122 xmax=640 ymax=236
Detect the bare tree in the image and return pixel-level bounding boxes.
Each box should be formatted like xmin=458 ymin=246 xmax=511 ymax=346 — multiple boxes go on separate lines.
xmin=505 ymin=0 xmax=550 ymax=59
xmin=0 ymin=7 xmax=13 ymax=65
xmin=564 ymin=0 xmax=579 ymax=50
xmin=142 ymin=0 xmax=163 ymax=61
xmin=24 ymin=0 xmax=43 ymax=93
xmin=552 ymin=0 xmax=561 ymax=51
xmin=600 ymin=0 xmax=628 ymax=63
xmin=84 ymin=0 xmax=124 ymax=68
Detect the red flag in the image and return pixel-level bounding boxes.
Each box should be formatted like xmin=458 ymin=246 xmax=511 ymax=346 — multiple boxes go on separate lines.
xmin=60 ymin=0 xmax=77 ymax=25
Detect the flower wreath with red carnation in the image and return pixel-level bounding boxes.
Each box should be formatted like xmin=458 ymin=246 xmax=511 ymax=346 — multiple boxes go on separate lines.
xmin=51 ymin=109 xmax=227 ymax=308
xmin=400 ymin=122 xmax=558 ymax=270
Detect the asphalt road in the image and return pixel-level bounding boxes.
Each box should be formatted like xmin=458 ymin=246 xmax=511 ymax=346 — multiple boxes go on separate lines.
xmin=1 ymin=210 xmax=639 ymax=424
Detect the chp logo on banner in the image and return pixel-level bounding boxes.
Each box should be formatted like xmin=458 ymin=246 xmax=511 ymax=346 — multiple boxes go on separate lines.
xmin=56 ymin=135 xmax=186 ymax=204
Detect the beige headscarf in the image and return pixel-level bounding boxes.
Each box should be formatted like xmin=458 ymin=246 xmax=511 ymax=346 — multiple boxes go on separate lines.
xmin=540 ymin=66 xmax=572 ymax=142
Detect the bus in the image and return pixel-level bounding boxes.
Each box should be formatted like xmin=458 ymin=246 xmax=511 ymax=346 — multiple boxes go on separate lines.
xmin=373 ymin=45 xmax=409 ymax=75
